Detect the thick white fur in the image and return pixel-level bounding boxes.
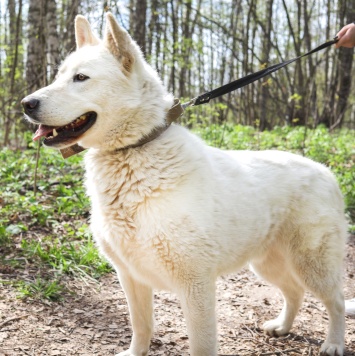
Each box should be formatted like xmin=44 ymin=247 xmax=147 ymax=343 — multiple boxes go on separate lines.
xmin=23 ymin=13 xmax=347 ymax=356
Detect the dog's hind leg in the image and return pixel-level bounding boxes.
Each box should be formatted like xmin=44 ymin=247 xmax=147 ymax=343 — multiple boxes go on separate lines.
xmin=292 ymin=266 xmax=345 ymax=356
xmin=250 ymin=248 xmax=305 ymax=336
xmin=290 ymin=231 xmax=345 ymax=356
xmin=178 ymin=278 xmax=218 ymax=356
xmin=317 ymin=289 xmax=345 ymax=356
xmin=116 ymin=270 xmax=153 ymax=356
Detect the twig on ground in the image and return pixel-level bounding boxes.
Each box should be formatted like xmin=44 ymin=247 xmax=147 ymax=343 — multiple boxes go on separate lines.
xmin=33 ymin=140 xmax=41 ymax=196
xmin=0 ymin=314 xmax=29 ymax=329
xmin=18 ymin=346 xmax=32 ymax=355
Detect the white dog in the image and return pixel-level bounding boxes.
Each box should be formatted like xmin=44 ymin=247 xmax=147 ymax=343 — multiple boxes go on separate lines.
xmin=22 ymin=13 xmax=347 ymax=356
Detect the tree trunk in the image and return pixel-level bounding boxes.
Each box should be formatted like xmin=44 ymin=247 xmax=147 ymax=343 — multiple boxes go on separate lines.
xmin=129 ymin=0 xmax=147 ymax=55
xmin=178 ymin=0 xmax=202 ymax=98
xmin=259 ymin=0 xmax=274 ymax=131
xmin=148 ymin=0 xmax=159 ymax=62
xmin=46 ymin=0 xmax=60 ymax=81
xmin=168 ymin=0 xmax=178 ymax=94
xmin=26 ymin=0 xmax=47 ymax=92
xmin=63 ymin=0 xmax=80 ymax=53
xmin=332 ymin=0 xmax=354 ymax=129
xmin=4 ymin=0 xmax=23 ymax=146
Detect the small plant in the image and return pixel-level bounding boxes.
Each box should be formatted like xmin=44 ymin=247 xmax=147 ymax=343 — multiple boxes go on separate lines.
xmin=20 ymin=229 xmax=112 ymax=279
xmin=16 ymin=278 xmax=65 ymax=301
xmin=0 ymin=225 xmax=10 ymax=245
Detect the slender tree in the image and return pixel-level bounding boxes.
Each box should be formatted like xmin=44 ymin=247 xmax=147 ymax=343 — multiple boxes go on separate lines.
xmin=26 ymin=0 xmax=47 ymax=92
xmin=258 ymin=0 xmax=274 ymax=130
xmin=3 ymin=0 xmax=23 ymax=145
xmin=63 ymin=0 xmax=80 ymax=53
xmin=46 ymin=0 xmax=60 ymax=81
xmin=332 ymin=0 xmax=354 ymax=129
xmin=129 ymin=0 xmax=147 ymax=54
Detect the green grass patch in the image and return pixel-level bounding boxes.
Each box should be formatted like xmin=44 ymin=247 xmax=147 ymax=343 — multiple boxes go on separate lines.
xmin=16 ymin=278 xmax=65 ymax=301
xmin=20 ymin=226 xmax=111 ymax=279
xmin=0 ymin=142 xmax=111 ymax=302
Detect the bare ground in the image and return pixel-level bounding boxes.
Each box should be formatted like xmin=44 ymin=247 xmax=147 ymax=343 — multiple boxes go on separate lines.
xmin=0 ymin=236 xmax=354 ymax=356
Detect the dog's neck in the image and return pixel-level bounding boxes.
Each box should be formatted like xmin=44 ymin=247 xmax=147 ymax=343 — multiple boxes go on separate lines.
xmin=115 ymin=99 xmax=183 ymax=152
xmin=60 ymin=99 xmax=183 ymax=159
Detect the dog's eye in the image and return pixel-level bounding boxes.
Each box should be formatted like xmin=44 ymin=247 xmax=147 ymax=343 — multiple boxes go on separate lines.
xmin=73 ymin=73 xmax=89 ymax=82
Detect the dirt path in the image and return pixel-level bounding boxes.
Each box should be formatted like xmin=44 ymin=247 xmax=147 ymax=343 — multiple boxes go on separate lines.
xmin=0 ymin=236 xmax=354 ymax=356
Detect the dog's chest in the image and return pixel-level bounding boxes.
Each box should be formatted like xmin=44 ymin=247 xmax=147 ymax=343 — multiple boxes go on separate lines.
xmin=90 ymin=202 xmax=175 ymax=289
xmin=84 ymin=152 xmax=177 ymax=288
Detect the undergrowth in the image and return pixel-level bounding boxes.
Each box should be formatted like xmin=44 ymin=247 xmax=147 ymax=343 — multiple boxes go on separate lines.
xmin=0 ymin=141 xmax=111 ymax=301
xmin=0 ymin=125 xmax=354 ymax=301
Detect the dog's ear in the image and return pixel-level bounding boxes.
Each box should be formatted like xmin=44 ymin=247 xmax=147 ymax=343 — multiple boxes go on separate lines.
xmin=75 ymin=15 xmax=100 ymax=49
xmin=104 ymin=12 xmax=136 ymax=74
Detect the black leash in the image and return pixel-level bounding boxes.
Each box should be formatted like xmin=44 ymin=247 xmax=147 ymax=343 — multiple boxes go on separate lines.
xmin=183 ymin=38 xmax=338 ymax=108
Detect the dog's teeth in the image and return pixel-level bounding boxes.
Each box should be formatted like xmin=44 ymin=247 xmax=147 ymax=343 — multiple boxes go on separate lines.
xmin=53 ymin=128 xmax=58 ymax=137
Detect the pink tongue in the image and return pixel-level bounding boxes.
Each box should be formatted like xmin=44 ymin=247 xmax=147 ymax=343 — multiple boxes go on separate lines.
xmin=33 ymin=125 xmax=55 ymax=141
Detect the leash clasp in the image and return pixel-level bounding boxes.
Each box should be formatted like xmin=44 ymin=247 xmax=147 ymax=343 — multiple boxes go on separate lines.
xmin=181 ymin=97 xmax=198 ymax=109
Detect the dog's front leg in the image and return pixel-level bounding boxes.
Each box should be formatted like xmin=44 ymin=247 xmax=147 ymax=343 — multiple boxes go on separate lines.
xmin=116 ymin=271 xmax=153 ymax=356
xmin=179 ymin=279 xmax=217 ymax=356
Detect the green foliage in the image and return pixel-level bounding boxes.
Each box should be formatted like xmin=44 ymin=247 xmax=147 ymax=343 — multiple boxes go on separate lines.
xmin=16 ymin=278 xmax=65 ymax=301
xmin=20 ymin=228 xmax=111 ymax=279
xmin=0 ymin=139 xmax=89 ymax=228
xmin=0 ymin=143 xmax=111 ymax=302
xmin=182 ymin=101 xmax=228 ymax=128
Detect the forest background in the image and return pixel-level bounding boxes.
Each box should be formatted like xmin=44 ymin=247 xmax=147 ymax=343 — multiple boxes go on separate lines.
xmin=1 ymin=0 xmax=355 ymax=146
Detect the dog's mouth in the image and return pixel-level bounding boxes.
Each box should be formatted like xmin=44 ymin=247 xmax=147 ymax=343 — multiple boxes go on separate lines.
xmin=33 ymin=112 xmax=97 ymax=146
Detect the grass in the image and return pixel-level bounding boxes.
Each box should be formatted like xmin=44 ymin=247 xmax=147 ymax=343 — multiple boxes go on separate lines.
xmin=0 ymin=126 xmax=354 ymax=301
xmin=20 ymin=229 xmax=111 ymax=279
xmin=0 ymin=139 xmax=111 ymax=300
xmin=16 ymin=278 xmax=65 ymax=301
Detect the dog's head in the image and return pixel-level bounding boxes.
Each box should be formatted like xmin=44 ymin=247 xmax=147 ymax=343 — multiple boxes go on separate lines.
xmin=22 ymin=13 xmax=173 ymax=150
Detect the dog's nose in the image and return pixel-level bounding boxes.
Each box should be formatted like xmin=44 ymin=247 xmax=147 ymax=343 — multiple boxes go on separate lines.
xmin=21 ymin=97 xmax=40 ymax=115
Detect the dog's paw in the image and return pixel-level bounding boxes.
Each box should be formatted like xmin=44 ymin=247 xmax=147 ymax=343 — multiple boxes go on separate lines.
xmin=116 ymin=350 xmax=148 ymax=356
xmin=320 ymin=341 xmax=344 ymax=356
xmin=115 ymin=351 xmax=134 ymax=356
xmin=262 ymin=319 xmax=290 ymax=337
